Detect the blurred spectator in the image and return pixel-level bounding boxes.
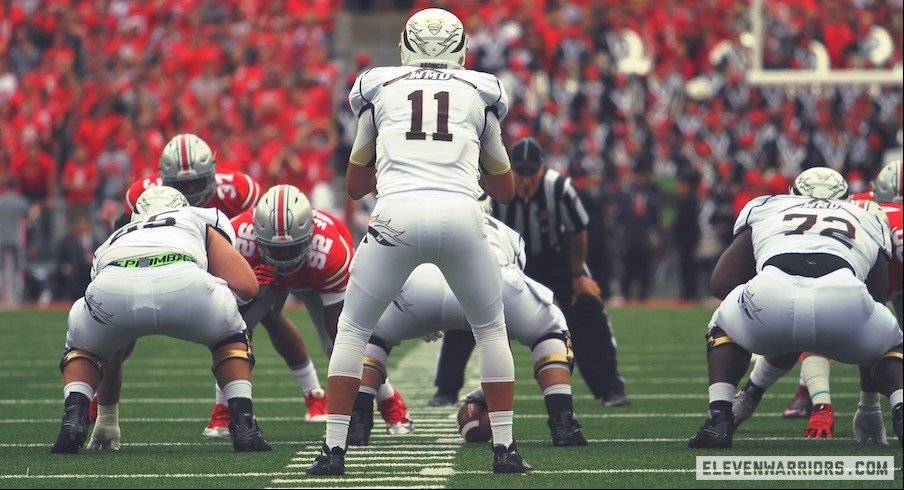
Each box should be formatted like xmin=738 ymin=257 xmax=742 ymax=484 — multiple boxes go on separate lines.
xmin=613 ymin=168 xmax=662 ymax=301
xmin=0 ymin=180 xmax=30 ymax=307
xmin=61 ymin=146 xmax=100 ymax=222
xmin=54 ymin=216 xmax=96 ymax=301
xmin=672 ymin=170 xmax=701 ymax=301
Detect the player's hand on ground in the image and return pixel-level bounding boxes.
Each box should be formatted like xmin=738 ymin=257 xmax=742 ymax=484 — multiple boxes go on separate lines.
xmin=853 ymin=404 xmax=888 ymax=445
xmin=87 ymin=422 xmax=121 ymax=450
xmin=571 ymin=275 xmax=603 ymax=306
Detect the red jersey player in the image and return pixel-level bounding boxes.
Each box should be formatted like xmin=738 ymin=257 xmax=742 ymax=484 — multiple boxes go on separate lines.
xmin=124 ymin=133 xmax=261 ymax=218
xmin=198 ymin=185 xmax=415 ymax=439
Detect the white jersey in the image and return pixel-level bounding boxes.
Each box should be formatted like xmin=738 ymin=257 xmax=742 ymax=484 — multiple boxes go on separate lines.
xmin=734 ymin=195 xmax=892 ymax=280
xmin=349 ymin=66 xmax=509 ymax=199
xmin=92 ymin=207 xmax=235 ymax=277
xmin=484 ymin=214 xmax=525 ymax=270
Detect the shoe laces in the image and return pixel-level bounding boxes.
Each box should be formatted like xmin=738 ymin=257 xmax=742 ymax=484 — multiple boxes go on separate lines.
xmin=378 ymin=392 xmax=410 ymax=424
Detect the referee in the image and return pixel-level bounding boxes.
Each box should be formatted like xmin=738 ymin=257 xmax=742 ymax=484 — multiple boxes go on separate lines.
xmin=428 ymin=138 xmax=628 ymax=407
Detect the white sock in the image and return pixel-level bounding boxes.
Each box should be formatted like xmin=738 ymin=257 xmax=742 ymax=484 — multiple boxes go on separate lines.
xmin=860 ymin=391 xmax=880 ymax=407
xmin=488 ymin=410 xmax=514 ymax=447
xmin=542 ymin=383 xmax=572 ymax=397
xmin=376 ymin=380 xmax=395 ymax=403
xmin=64 ymin=381 xmax=94 ymax=401
xmin=97 ymin=403 xmax=119 ymax=425
xmin=802 ymin=356 xmax=831 ymax=405
xmin=291 ymin=360 xmax=321 ymax=395
xmin=222 ymin=379 xmax=253 ymax=401
xmin=890 ymin=389 xmax=903 ymax=408
xmin=214 ymin=381 xmax=227 ymax=405
xmin=798 ymin=368 xmax=805 ymax=386
xmin=359 ymin=385 xmax=378 ymax=396
xmin=325 ymin=414 xmax=351 ymax=449
xmin=749 ymin=357 xmax=789 ymax=390
xmin=708 ymin=382 xmax=735 ymax=404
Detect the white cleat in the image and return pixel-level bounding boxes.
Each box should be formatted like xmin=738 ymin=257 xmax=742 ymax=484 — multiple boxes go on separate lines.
xmin=732 ymin=390 xmax=760 ymax=428
xmin=386 ymin=420 xmax=416 ymax=435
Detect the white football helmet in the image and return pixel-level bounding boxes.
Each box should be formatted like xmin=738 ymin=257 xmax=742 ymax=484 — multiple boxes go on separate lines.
xmin=131 ymin=186 xmax=188 ymax=222
xmin=400 ymin=8 xmax=467 ymax=70
xmin=254 ymin=185 xmax=314 ymax=275
xmin=873 ymin=158 xmax=902 ymax=204
xmin=853 ymin=199 xmax=890 ymax=227
xmin=159 ymin=134 xmax=217 ymax=206
xmin=791 ymin=167 xmax=849 ymax=200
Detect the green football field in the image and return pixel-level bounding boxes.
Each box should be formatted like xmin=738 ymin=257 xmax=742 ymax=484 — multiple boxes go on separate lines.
xmin=0 ymin=306 xmax=900 ymax=488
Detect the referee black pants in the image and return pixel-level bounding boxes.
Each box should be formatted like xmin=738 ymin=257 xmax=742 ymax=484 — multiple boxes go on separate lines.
xmin=433 ymin=259 xmax=625 ymax=400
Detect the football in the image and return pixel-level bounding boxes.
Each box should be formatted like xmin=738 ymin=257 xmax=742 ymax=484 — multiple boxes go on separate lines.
xmin=457 ymin=400 xmax=491 ymax=443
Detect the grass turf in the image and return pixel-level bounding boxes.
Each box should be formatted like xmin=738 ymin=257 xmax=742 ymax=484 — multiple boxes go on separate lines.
xmin=0 ymin=306 xmax=900 ymax=488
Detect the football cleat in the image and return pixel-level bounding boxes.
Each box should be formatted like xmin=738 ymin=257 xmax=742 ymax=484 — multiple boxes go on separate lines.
xmin=427 ymin=390 xmax=459 ymax=407
xmin=893 ymin=404 xmax=902 ymax=448
xmin=88 ymin=395 xmax=98 ymax=423
xmin=601 ymin=390 xmax=631 ymax=407
xmin=492 ymin=441 xmax=533 ymax=474
xmin=304 ymin=388 xmax=328 ymax=423
xmin=50 ymin=393 xmax=90 ymax=454
xmin=202 ymin=403 xmax=231 ymax=439
xmin=732 ymin=389 xmax=760 ymax=428
xmin=804 ymin=404 xmax=834 ymax=439
xmin=347 ymin=409 xmax=374 ymax=446
xmin=782 ymin=384 xmax=813 ymax=418
xmin=229 ymin=411 xmax=272 ymax=452
xmin=306 ymin=442 xmax=346 ymax=476
xmin=688 ymin=409 xmax=734 ymax=448
xmin=548 ymin=411 xmax=588 ymax=447
xmin=378 ymin=390 xmax=415 ymax=435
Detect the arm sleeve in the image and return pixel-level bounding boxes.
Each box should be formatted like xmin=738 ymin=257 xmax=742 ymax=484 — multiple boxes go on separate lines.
xmin=349 ymin=107 xmax=377 ymax=168
xmin=478 ymin=111 xmax=510 ymax=175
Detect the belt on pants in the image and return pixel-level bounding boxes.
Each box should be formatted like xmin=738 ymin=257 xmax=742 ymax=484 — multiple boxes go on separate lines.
xmin=110 ymin=252 xmax=195 ymax=268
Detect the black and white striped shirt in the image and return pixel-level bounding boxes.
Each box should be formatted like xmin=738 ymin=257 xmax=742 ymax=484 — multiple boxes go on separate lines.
xmin=491 ymin=169 xmax=589 ymax=258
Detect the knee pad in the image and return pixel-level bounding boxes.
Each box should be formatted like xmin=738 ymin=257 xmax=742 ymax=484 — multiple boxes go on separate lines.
xmin=531 ymin=332 xmax=574 ymax=379
xmin=59 ymin=348 xmax=105 ymax=377
xmin=327 ymin=316 xmax=374 ymax=379
xmin=363 ymin=340 xmax=389 ymax=382
xmin=706 ymin=325 xmax=735 ymax=353
xmin=211 ymin=332 xmax=255 ymax=374
xmin=870 ymin=347 xmax=904 ymax=381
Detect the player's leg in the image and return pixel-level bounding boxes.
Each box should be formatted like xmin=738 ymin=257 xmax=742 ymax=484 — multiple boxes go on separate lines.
xmin=429 ymin=330 xmax=475 ymax=406
xmin=209 ymin=332 xmax=270 ymax=452
xmin=261 ymin=310 xmax=327 ymax=422
xmin=437 ymin=201 xmax=529 ymax=473
xmin=802 ymin=355 xmax=834 ymax=439
xmin=734 ymin=352 xmax=798 ymax=427
xmin=782 ymin=363 xmax=813 ymax=419
xmin=347 ymin=340 xmax=390 ymax=446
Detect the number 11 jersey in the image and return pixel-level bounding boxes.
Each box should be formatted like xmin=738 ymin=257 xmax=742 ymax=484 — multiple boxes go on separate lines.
xmin=349 ymin=66 xmax=509 ymax=200
xmin=734 ymin=194 xmax=892 ymax=280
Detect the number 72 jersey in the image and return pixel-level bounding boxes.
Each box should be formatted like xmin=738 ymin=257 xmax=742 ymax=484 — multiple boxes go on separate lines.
xmin=735 ymin=194 xmax=892 ymax=281
xmin=231 ymin=208 xmax=354 ymax=304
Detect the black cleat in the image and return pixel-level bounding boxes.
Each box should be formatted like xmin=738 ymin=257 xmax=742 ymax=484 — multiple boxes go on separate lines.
xmin=548 ymin=411 xmax=588 ymax=447
xmin=347 ymin=409 xmax=374 ymax=446
xmin=306 ymin=442 xmax=346 ymax=476
xmin=893 ymin=404 xmax=903 ymax=449
xmin=688 ymin=409 xmax=735 ymax=448
xmin=601 ymin=390 xmax=631 ymax=407
xmin=427 ymin=391 xmax=459 ymax=407
xmin=50 ymin=393 xmax=90 ymax=454
xmin=229 ymin=412 xmax=272 ymax=452
xmin=492 ymin=441 xmax=533 ymax=473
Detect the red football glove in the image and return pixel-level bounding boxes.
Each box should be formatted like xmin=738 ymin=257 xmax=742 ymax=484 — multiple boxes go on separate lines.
xmin=253 ymin=264 xmax=276 ymax=287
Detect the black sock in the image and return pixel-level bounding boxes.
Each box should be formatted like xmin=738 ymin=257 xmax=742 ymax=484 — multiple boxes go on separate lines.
xmin=64 ymin=392 xmax=90 ymax=410
xmin=742 ymin=380 xmax=767 ymax=402
xmin=709 ymin=400 xmax=732 ymax=413
xmin=544 ymin=394 xmax=574 ymax=415
xmin=354 ymin=392 xmax=376 ymax=413
xmin=228 ymin=397 xmax=253 ymax=415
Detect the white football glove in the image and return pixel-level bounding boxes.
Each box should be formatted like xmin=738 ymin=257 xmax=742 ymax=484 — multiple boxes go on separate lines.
xmin=852 ymin=404 xmax=888 ymax=445
xmin=87 ymin=422 xmax=121 ymax=450
xmin=422 ymin=331 xmax=444 ymax=343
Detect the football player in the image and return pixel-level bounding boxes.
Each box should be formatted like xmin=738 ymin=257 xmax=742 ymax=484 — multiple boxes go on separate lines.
xmin=218 ymin=184 xmax=414 ymax=439
xmin=52 ymin=187 xmax=270 ymax=453
xmin=307 ymin=8 xmax=530 ymax=475
xmin=346 ymin=214 xmax=587 ymax=447
xmin=733 ymin=161 xmax=903 ymax=443
xmin=687 ymin=167 xmax=903 ymax=449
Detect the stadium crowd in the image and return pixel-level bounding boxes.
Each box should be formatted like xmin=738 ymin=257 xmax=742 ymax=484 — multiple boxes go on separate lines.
xmin=0 ymin=0 xmax=902 ymax=305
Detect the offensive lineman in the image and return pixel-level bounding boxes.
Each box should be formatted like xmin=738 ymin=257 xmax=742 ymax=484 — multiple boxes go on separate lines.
xmin=51 ymin=187 xmax=270 ymax=453
xmin=307 ymin=8 xmax=530 ymax=475
xmin=687 ymin=167 xmax=903 ymax=448
xmin=347 ymin=214 xmax=587 ymax=447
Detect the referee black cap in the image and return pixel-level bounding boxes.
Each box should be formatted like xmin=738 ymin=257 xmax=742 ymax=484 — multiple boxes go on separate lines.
xmin=510 ymin=137 xmax=544 ymax=173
